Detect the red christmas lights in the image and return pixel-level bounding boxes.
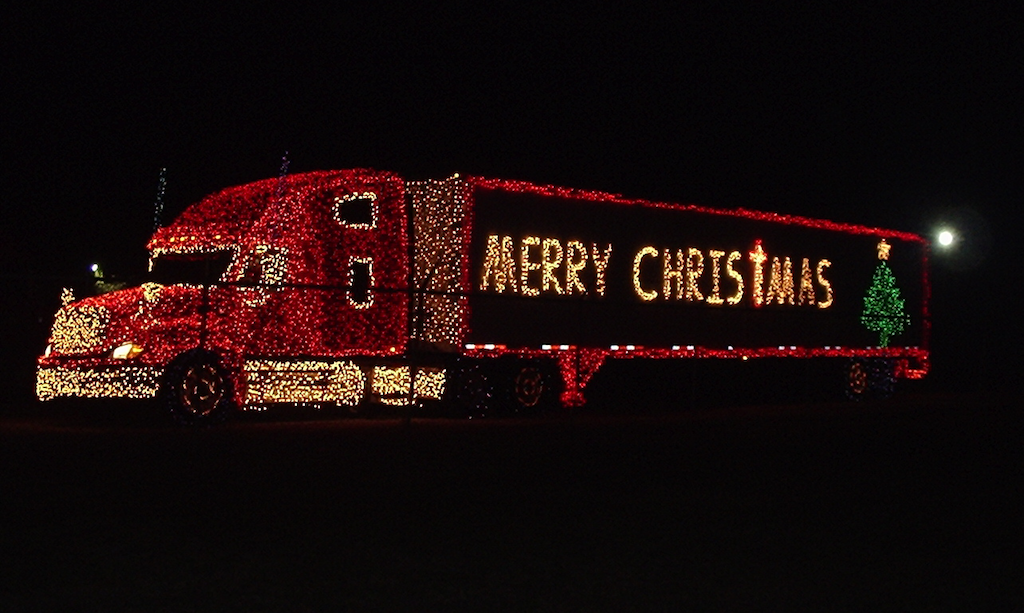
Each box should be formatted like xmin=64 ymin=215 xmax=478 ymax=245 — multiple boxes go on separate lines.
xmin=37 ymin=169 xmax=930 ymax=414
xmin=468 ymin=177 xmax=927 ymax=244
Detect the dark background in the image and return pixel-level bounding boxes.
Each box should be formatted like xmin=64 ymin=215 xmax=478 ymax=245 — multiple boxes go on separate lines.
xmin=3 ymin=5 xmax=1020 ymax=395
xmin=2 ymin=6 xmax=1022 ymax=610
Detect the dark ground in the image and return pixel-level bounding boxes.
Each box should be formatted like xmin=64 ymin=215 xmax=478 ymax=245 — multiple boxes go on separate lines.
xmin=1 ymin=390 xmax=1020 ymax=611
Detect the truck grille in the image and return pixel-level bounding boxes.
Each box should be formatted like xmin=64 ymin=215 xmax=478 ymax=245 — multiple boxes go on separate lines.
xmin=51 ymin=305 xmax=109 ymax=354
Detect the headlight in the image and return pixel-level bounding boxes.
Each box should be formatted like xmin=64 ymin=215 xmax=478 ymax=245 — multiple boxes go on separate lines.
xmin=111 ymin=342 xmax=144 ymax=360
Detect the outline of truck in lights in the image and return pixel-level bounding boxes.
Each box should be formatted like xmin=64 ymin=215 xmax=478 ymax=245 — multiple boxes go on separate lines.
xmin=36 ymin=168 xmax=930 ymax=423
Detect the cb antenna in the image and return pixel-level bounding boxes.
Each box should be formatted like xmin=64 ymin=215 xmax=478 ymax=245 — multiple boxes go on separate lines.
xmin=153 ymin=167 xmax=167 ymax=231
xmin=276 ymin=151 xmax=290 ymax=201
xmin=270 ymin=152 xmax=290 ymax=243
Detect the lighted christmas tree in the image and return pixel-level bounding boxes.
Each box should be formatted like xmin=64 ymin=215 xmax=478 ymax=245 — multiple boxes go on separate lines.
xmin=860 ymin=239 xmax=910 ymax=347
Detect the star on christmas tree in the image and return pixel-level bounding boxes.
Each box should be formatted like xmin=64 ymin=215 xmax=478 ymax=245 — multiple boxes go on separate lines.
xmin=861 ymin=240 xmax=910 ymax=347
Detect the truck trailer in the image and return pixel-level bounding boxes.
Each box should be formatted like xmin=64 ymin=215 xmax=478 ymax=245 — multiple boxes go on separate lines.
xmin=36 ymin=168 xmax=930 ymax=422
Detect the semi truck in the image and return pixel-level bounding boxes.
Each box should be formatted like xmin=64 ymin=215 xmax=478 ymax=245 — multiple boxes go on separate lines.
xmin=36 ymin=168 xmax=930 ymax=422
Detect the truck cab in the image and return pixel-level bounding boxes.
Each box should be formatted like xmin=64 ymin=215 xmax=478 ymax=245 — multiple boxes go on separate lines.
xmin=37 ymin=169 xmax=416 ymax=422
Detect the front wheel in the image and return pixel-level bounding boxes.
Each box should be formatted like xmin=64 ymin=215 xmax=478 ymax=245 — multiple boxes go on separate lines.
xmin=163 ymin=349 xmax=236 ymax=425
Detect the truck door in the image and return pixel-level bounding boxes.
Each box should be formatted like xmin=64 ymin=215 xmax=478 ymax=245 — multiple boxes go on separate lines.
xmin=316 ymin=171 xmax=410 ymax=356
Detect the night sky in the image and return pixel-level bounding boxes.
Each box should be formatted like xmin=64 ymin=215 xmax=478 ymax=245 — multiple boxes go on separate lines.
xmin=3 ymin=4 xmax=1021 ymax=397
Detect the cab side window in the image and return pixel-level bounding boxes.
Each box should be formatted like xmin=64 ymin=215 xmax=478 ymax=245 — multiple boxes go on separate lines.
xmin=349 ymin=257 xmax=373 ymax=308
xmin=237 ymin=246 xmax=286 ymax=286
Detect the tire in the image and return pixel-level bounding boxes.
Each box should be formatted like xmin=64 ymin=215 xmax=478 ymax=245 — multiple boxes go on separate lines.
xmin=844 ymin=359 xmax=869 ymax=400
xmin=514 ymin=366 xmax=545 ymax=409
xmin=510 ymin=360 xmax=560 ymax=414
xmin=844 ymin=358 xmax=896 ymax=401
xmin=868 ymin=358 xmax=896 ymax=400
xmin=163 ymin=349 xmax=236 ymax=425
xmin=448 ymin=360 xmax=492 ymax=418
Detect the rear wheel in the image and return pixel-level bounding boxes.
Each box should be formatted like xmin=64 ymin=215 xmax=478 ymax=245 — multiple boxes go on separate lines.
xmin=514 ymin=366 xmax=545 ymax=408
xmin=845 ymin=358 xmax=896 ymax=401
xmin=845 ymin=359 xmax=869 ymax=400
xmin=509 ymin=361 xmax=560 ymax=414
xmin=868 ymin=358 xmax=896 ymax=399
xmin=164 ymin=349 xmax=236 ymax=425
xmin=447 ymin=360 xmax=493 ymax=418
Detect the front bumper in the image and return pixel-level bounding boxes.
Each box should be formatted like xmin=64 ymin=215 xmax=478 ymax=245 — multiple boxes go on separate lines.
xmin=36 ymin=364 xmax=162 ymax=401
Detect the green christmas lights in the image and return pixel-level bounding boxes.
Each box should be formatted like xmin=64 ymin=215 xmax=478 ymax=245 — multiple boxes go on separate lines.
xmin=861 ymin=240 xmax=910 ymax=347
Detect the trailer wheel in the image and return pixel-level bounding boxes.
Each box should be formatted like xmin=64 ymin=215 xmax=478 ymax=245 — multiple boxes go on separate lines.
xmin=163 ymin=349 xmax=236 ymax=425
xmin=510 ymin=361 xmax=559 ymax=414
xmin=845 ymin=358 xmax=897 ymax=401
xmin=450 ymin=361 xmax=491 ymax=417
xmin=514 ymin=366 xmax=544 ymax=407
xmin=868 ymin=358 xmax=896 ymax=400
xmin=845 ymin=359 xmax=869 ymax=400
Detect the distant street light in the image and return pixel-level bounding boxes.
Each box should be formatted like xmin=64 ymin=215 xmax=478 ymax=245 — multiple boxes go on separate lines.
xmin=929 ymin=207 xmax=989 ymax=270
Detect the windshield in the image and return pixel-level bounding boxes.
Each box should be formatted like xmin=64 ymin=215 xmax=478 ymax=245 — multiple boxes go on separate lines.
xmin=149 ymin=250 xmax=234 ymax=286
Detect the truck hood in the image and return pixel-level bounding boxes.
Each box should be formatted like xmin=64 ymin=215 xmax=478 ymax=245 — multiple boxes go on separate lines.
xmin=45 ymin=284 xmax=203 ymax=364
